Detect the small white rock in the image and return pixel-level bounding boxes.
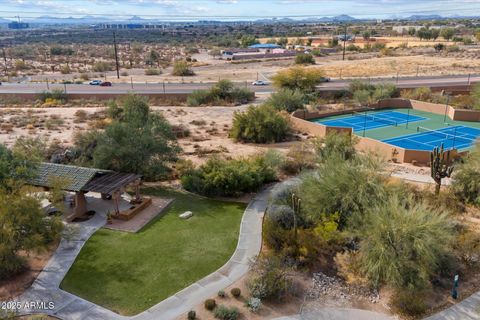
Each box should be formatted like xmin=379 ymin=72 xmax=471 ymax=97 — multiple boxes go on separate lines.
xmin=179 ymin=211 xmax=193 ymax=219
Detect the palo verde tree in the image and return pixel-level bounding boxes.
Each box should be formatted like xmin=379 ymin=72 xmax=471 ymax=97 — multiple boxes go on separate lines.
xmin=430 ymin=144 xmax=454 ymax=195
xmin=357 ymin=196 xmax=454 ymax=290
xmin=0 ymin=144 xmax=63 ymax=279
xmin=0 ymin=186 xmax=63 ymax=279
xmin=91 ymin=95 xmax=181 ymax=180
xmin=271 ymin=67 xmax=326 ymax=93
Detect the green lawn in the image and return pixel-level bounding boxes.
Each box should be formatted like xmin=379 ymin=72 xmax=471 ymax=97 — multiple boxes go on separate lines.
xmin=60 ymin=188 xmax=246 ymax=316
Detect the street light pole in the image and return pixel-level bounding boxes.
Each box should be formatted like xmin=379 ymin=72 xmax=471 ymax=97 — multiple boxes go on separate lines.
xmin=342 ymin=24 xmax=347 ymax=61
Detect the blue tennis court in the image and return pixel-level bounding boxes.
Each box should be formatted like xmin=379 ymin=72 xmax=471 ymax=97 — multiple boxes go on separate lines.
xmin=317 ymin=110 xmax=427 ymax=132
xmin=382 ymin=125 xmax=480 ymax=151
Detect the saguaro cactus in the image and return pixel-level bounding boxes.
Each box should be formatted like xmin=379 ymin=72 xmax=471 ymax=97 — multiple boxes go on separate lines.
xmin=430 ymin=144 xmax=454 ymax=195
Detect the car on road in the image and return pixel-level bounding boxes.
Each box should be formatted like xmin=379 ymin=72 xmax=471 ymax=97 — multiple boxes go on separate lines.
xmin=100 ymin=81 xmax=112 ymax=87
xmin=251 ymin=80 xmax=270 ymax=86
xmin=320 ymin=77 xmax=331 ymax=82
xmin=89 ymin=80 xmax=102 ymax=85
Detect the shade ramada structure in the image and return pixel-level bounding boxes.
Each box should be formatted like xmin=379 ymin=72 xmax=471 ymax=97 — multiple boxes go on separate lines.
xmin=29 ymin=162 xmax=142 ymax=221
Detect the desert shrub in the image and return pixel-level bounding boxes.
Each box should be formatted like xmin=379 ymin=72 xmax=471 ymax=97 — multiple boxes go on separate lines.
xmin=334 ymin=250 xmax=368 ymax=285
xmin=230 ymin=288 xmax=241 ymax=298
xmin=214 ymin=305 xmax=239 ymax=320
xmin=353 ymin=89 xmax=372 ymax=105
xmin=172 ymin=61 xmax=195 ymax=76
xmin=372 ymin=43 xmax=386 ymax=51
xmin=452 ymin=143 xmax=480 ymax=206
xmin=92 ymin=61 xmax=113 ymax=72
xmin=451 ymin=94 xmax=474 ymax=109
xmin=145 ymin=68 xmax=161 ymax=75
xmin=230 ymin=87 xmax=255 ymax=104
xmin=37 ymin=89 xmax=67 ymax=103
xmin=265 ymin=89 xmax=305 ymax=112
xmin=181 ymin=153 xmax=278 ymax=197
xmin=246 ymin=297 xmax=262 ymax=313
xmin=272 ymin=66 xmax=325 ymax=93
xmin=447 ymin=45 xmax=460 ymax=52
xmin=263 ymin=215 xmax=294 ymax=252
xmin=187 ymin=80 xmax=254 ymax=106
xmin=120 ymin=71 xmax=129 ymax=76
xmin=379 ymin=47 xmax=393 ymax=57
xmin=372 ymin=83 xmax=399 ymax=100
xmin=471 ymin=83 xmax=480 ymax=110
xmin=295 ymin=53 xmax=315 ymax=65
xmin=217 ymin=290 xmax=226 ymax=298
xmin=230 ymin=104 xmax=289 ymax=143
xmin=311 ymin=49 xmax=324 ymax=57
xmin=299 ymin=154 xmax=387 ymax=228
xmin=404 ymin=86 xmax=433 ymax=101
xmin=247 ymin=254 xmax=293 ymax=301
xmin=357 ymin=196 xmax=454 ymax=290
xmin=14 ymin=60 xmax=28 ymax=70
xmin=185 ymin=77 xmax=208 ymax=98
xmin=417 ymin=187 xmax=464 ymax=214
xmin=349 ymin=80 xmax=375 ymax=93
xmin=391 ymin=289 xmax=428 ymax=317
xmin=60 ymin=64 xmax=71 ymax=74
xmin=282 ymin=142 xmax=317 ymax=174
xmin=74 ymin=110 xmax=88 ymax=123
xmin=79 ymin=73 xmax=89 ymax=81
xmin=45 ymin=117 xmax=65 ymax=130
xmin=454 ymin=228 xmax=480 ymax=267
xmin=349 ymin=81 xmax=397 ymax=105
xmin=204 ymin=299 xmax=216 ymax=311
xmin=187 ymin=310 xmax=196 ymax=320
xmin=346 ymin=44 xmax=360 ymax=51
xmin=314 ymin=132 xmax=357 ymax=162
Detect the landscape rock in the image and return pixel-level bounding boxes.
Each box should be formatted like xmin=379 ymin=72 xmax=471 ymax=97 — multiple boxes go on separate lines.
xmin=179 ymin=211 xmax=193 ymax=219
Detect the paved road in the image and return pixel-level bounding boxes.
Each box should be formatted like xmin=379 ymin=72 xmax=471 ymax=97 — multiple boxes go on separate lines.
xmin=0 ymin=74 xmax=478 ymax=95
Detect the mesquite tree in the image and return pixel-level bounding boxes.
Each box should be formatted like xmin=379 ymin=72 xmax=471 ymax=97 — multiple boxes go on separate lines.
xmin=430 ymin=144 xmax=454 ymax=195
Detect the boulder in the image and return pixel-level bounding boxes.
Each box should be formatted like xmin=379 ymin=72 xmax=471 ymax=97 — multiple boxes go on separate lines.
xmin=179 ymin=211 xmax=193 ymax=219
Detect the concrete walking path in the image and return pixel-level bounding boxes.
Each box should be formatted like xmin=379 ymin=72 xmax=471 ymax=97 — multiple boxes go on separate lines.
xmin=12 ymin=188 xmax=269 ymax=320
xmin=424 ymin=291 xmax=480 ymax=320
xmin=274 ymin=308 xmax=396 ymax=320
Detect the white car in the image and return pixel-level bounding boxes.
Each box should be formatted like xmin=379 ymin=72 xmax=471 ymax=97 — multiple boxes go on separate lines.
xmin=89 ymin=80 xmax=102 ymax=85
xmin=252 ymin=80 xmax=270 ymax=86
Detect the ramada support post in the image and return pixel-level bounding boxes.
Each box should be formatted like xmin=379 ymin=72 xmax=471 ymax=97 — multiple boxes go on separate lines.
xmin=67 ymin=191 xmax=88 ymax=222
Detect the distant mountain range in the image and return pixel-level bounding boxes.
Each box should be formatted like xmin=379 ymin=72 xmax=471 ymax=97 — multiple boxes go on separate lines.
xmin=0 ymin=14 xmax=478 ymax=25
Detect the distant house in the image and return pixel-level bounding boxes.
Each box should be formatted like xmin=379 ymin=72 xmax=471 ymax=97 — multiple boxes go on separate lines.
xmin=8 ymin=21 xmax=29 ymax=29
xmin=221 ymin=48 xmax=297 ymax=61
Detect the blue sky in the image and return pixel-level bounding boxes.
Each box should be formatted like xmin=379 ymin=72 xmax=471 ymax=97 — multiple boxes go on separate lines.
xmin=1 ymin=0 xmax=480 ymax=20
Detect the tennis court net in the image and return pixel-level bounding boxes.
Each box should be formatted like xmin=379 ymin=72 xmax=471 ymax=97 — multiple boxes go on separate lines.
xmin=416 ymin=126 xmax=457 ymax=140
xmin=352 ymin=111 xmax=398 ymax=127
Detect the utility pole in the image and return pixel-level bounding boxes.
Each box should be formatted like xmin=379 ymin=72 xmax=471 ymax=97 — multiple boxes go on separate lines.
xmin=113 ymin=31 xmax=120 ymax=79
xmin=342 ymin=24 xmax=347 ymax=61
xmin=2 ymin=48 xmax=7 ymax=77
